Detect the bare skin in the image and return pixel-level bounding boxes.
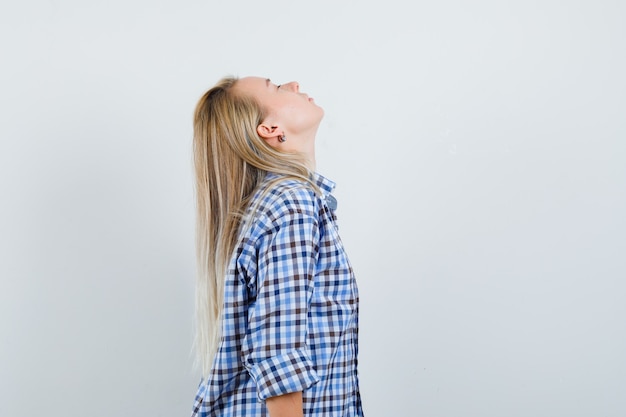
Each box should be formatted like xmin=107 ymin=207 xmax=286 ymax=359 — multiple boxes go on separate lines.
xmin=266 ymin=391 xmax=304 ymax=417
xmin=233 ymin=76 xmax=324 ymax=171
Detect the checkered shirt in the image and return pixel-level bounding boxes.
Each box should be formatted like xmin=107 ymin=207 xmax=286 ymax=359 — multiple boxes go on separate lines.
xmin=191 ymin=172 xmax=363 ymax=417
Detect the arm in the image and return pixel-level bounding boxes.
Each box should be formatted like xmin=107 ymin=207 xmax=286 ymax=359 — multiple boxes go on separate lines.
xmin=242 ymin=188 xmax=321 ymax=403
xmin=266 ymin=391 xmax=304 ymax=417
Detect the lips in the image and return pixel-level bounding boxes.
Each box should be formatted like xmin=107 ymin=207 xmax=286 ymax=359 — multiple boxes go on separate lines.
xmin=300 ymin=92 xmax=314 ymax=102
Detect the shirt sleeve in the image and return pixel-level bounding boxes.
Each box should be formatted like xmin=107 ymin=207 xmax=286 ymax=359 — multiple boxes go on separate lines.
xmin=242 ymin=188 xmax=321 ymax=402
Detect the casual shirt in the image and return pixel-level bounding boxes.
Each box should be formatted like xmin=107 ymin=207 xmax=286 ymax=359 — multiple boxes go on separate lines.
xmin=191 ymin=172 xmax=363 ymax=417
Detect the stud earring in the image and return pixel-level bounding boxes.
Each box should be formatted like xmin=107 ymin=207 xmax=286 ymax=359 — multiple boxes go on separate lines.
xmin=278 ymin=135 xmax=286 ymax=143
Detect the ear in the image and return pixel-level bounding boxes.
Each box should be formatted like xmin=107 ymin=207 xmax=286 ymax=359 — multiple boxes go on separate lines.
xmin=256 ymin=122 xmax=281 ymax=141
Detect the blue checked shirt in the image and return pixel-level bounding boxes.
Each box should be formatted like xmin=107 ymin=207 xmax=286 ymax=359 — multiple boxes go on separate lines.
xmin=191 ymin=172 xmax=363 ymax=417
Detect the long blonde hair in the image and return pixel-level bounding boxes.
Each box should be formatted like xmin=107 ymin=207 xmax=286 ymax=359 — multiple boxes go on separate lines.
xmin=193 ymin=76 xmax=315 ymax=377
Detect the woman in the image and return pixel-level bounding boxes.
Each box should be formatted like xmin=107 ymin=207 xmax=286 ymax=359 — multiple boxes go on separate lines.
xmin=191 ymin=76 xmax=363 ymax=417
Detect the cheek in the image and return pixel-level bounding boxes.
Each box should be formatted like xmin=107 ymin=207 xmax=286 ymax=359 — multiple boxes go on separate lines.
xmin=275 ymin=102 xmax=322 ymax=132
xmin=291 ymin=108 xmax=318 ymax=130
xmin=281 ymin=104 xmax=309 ymax=127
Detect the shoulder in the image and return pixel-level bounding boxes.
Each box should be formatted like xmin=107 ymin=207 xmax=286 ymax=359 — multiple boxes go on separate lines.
xmin=254 ymin=175 xmax=320 ymax=224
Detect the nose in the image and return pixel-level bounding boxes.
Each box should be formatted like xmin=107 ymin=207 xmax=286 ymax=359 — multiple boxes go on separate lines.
xmin=283 ymin=81 xmax=300 ymax=92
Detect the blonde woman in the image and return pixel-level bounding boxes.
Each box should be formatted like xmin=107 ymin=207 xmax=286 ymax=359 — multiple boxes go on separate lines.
xmin=191 ymin=76 xmax=363 ymax=417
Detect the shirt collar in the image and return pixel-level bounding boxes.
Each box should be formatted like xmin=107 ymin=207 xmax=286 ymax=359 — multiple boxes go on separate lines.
xmin=264 ymin=171 xmax=335 ymax=196
xmin=312 ymin=171 xmax=336 ymax=198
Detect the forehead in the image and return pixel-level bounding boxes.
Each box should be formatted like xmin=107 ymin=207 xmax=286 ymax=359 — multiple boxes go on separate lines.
xmin=234 ymin=76 xmax=269 ymax=92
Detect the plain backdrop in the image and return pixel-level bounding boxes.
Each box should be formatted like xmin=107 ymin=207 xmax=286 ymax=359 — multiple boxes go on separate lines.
xmin=1 ymin=1 xmax=625 ymax=416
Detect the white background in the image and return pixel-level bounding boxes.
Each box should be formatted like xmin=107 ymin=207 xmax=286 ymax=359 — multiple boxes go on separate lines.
xmin=1 ymin=1 xmax=625 ymax=416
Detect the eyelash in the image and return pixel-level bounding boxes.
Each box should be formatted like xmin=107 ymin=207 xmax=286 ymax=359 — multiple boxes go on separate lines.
xmin=277 ymin=84 xmax=282 ymax=90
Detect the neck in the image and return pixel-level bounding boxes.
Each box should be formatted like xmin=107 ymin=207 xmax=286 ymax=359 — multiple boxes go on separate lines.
xmin=305 ymin=153 xmax=316 ymax=172
xmin=286 ymin=129 xmax=317 ymax=172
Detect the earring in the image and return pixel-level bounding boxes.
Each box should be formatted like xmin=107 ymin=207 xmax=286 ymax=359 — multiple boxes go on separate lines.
xmin=278 ymin=135 xmax=286 ymax=143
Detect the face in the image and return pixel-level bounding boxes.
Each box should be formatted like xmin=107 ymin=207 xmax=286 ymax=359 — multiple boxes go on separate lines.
xmin=233 ymin=76 xmax=324 ymax=139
